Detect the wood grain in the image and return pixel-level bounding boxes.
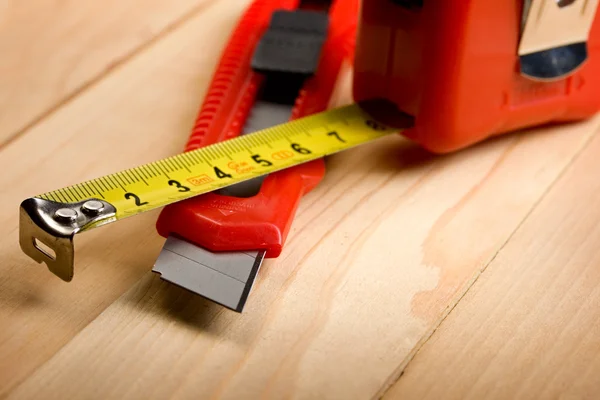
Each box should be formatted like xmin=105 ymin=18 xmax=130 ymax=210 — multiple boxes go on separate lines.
xmin=0 ymin=0 xmax=250 ymax=394
xmin=385 ymin=126 xmax=600 ymax=400
xmin=2 ymin=1 xmax=600 ymax=399
xmin=0 ymin=0 xmax=215 ymax=146
xmin=6 ymin=97 xmax=600 ymax=398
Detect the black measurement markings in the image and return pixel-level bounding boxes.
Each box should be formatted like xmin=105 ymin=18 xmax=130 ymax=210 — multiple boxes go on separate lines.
xmin=179 ymin=153 xmax=193 ymax=164
xmin=116 ymin=171 xmax=130 ymax=186
xmin=86 ymin=181 xmax=100 ymax=196
xmin=163 ymin=158 xmax=176 ymax=173
xmin=236 ymin=141 xmax=248 ymax=154
xmin=238 ymin=135 xmax=254 ymax=151
xmin=58 ymin=188 xmax=75 ymax=203
xmin=230 ymin=139 xmax=245 ymax=154
xmin=67 ymin=185 xmax=83 ymax=201
xmin=203 ymin=146 xmax=214 ymax=161
xmin=110 ymin=174 xmax=127 ymax=191
xmin=39 ymin=192 xmax=51 ymax=202
xmin=249 ymin=134 xmax=262 ymax=147
xmin=216 ymin=144 xmax=228 ymax=159
xmin=123 ymin=171 xmax=135 ymax=185
xmin=161 ymin=159 xmax=175 ymax=173
xmin=79 ymin=182 xmax=94 ymax=197
xmin=148 ymin=163 xmax=162 ymax=178
xmin=261 ymin=130 xmax=277 ymax=148
xmin=173 ymin=156 xmax=191 ymax=173
xmin=188 ymin=151 xmax=204 ymax=165
xmin=242 ymin=135 xmax=255 ymax=148
xmin=54 ymin=189 xmax=68 ymax=203
xmin=56 ymin=188 xmax=70 ymax=203
xmin=284 ymin=123 xmax=296 ymax=140
xmin=114 ymin=171 xmax=127 ymax=185
xmin=252 ymin=134 xmax=265 ymax=148
xmin=181 ymin=153 xmax=198 ymax=167
xmin=212 ymin=145 xmax=225 ymax=159
xmin=155 ymin=162 xmax=171 ymax=179
xmin=198 ymin=147 xmax=210 ymax=161
xmin=301 ymin=120 xmax=314 ymax=137
xmin=81 ymin=183 xmax=94 ymax=198
xmin=213 ymin=145 xmax=224 ymax=160
xmin=100 ymin=176 xmax=116 ymax=191
xmin=47 ymin=192 xmax=59 ymax=202
xmin=222 ymin=146 xmax=233 ymax=160
xmin=222 ymin=144 xmax=233 ymax=159
xmin=72 ymin=184 xmax=87 ymax=201
xmin=131 ymin=167 xmax=146 ymax=181
xmin=244 ymin=133 xmax=256 ymax=148
xmin=89 ymin=179 xmax=106 ymax=197
xmin=172 ymin=157 xmax=185 ymax=171
xmin=144 ymin=164 xmax=157 ymax=178
xmin=98 ymin=176 xmax=113 ymax=192
xmin=137 ymin=166 xmax=151 ymax=180
xmin=221 ymin=141 xmax=235 ymax=156
xmin=132 ymin=168 xmax=149 ymax=186
xmin=89 ymin=181 xmax=102 ymax=194
xmin=165 ymin=157 xmax=176 ymax=172
xmin=217 ymin=141 xmax=231 ymax=157
xmin=51 ymin=189 xmax=66 ymax=203
xmin=158 ymin=160 xmax=171 ymax=173
xmin=181 ymin=153 xmax=198 ymax=166
xmin=207 ymin=146 xmax=219 ymax=161
xmin=66 ymin=187 xmax=79 ymax=202
xmin=121 ymin=170 xmax=133 ymax=184
xmin=124 ymin=169 xmax=138 ymax=185
xmin=198 ymin=150 xmax=212 ymax=166
xmin=172 ymin=158 xmax=183 ymax=172
xmin=126 ymin=169 xmax=139 ymax=182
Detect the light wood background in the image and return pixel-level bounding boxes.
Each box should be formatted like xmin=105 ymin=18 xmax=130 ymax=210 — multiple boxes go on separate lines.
xmin=1 ymin=1 xmax=600 ymax=399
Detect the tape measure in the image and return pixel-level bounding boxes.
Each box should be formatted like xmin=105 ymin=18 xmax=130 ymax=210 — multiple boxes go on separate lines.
xmin=19 ymin=103 xmax=407 ymax=281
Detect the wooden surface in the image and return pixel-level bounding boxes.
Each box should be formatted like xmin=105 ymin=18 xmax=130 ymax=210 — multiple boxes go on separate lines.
xmin=1 ymin=1 xmax=600 ymax=399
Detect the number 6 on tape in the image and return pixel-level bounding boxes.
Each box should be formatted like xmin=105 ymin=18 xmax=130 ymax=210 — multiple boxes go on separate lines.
xmin=19 ymin=103 xmax=411 ymax=282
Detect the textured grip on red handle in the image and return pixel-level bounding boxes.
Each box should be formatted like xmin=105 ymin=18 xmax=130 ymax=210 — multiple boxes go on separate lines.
xmin=186 ymin=0 xmax=296 ymax=150
xmin=156 ymin=0 xmax=358 ymax=257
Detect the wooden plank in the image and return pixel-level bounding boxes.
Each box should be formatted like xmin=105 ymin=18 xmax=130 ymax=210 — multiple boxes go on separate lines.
xmin=0 ymin=1 xmax=250 ymax=394
xmin=0 ymin=0 xmax=215 ymax=146
xmin=385 ymin=124 xmax=600 ymax=399
xmin=6 ymin=81 xmax=600 ymax=398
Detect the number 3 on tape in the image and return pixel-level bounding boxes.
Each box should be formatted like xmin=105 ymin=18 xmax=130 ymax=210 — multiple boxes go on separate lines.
xmin=19 ymin=103 xmax=410 ymax=281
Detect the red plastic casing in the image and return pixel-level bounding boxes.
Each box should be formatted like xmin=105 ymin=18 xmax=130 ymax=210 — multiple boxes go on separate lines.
xmin=353 ymin=0 xmax=600 ymax=153
xmin=156 ymin=0 xmax=358 ymax=257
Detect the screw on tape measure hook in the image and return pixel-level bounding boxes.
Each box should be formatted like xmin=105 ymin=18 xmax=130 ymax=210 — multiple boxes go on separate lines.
xmin=18 ymin=103 xmax=413 ymax=281
xmin=20 ymin=198 xmax=117 ymax=281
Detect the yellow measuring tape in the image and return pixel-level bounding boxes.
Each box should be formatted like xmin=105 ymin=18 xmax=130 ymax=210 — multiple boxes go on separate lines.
xmin=36 ymin=104 xmax=398 ymax=222
xmin=20 ymin=103 xmax=405 ymax=281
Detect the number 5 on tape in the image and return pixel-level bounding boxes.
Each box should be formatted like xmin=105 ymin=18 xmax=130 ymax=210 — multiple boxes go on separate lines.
xmin=19 ymin=103 xmax=411 ymax=282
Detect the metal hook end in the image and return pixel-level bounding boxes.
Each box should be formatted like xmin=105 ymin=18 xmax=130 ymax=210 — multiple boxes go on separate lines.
xmin=19 ymin=198 xmax=116 ymax=282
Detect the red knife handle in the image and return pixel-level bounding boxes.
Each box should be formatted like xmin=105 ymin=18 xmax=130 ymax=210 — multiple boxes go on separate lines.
xmin=156 ymin=0 xmax=358 ymax=257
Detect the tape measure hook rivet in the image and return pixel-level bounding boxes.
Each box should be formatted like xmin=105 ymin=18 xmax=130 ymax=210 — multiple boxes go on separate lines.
xmin=19 ymin=198 xmax=117 ymax=282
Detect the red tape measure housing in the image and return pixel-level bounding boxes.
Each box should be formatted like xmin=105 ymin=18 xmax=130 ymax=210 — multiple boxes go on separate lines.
xmin=353 ymin=0 xmax=600 ymax=153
